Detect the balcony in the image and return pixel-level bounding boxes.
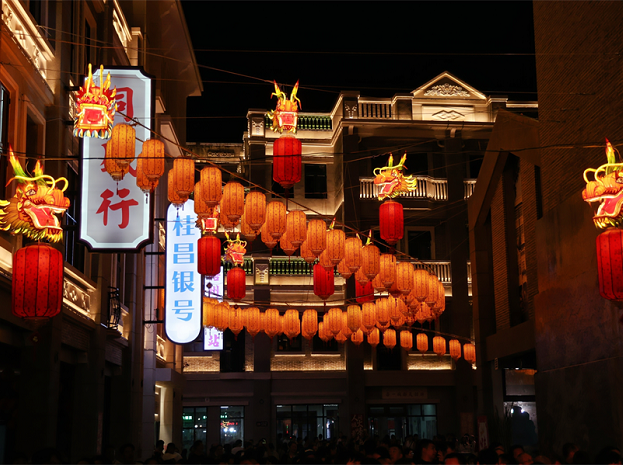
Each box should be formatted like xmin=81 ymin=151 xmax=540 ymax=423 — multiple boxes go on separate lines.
xmin=359 ymin=177 xmax=477 ymax=201
xmin=2 ymin=0 xmax=54 ymax=82
xmin=264 ymin=113 xmax=332 ymax=131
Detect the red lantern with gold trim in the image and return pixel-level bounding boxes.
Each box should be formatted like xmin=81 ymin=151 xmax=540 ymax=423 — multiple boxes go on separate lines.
xmin=379 ymin=200 xmax=404 ymax=245
xmin=273 ymin=135 xmax=302 ymax=189
xmin=12 ymin=243 xmax=63 ymax=323
xmin=313 ymin=264 xmax=334 ymax=300
xmin=596 ymin=228 xmax=623 ymax=300
xmin=198 ymin=236 xmax=221 ymax=278
xmin=227 ymin=266 xmax=246 ymax=301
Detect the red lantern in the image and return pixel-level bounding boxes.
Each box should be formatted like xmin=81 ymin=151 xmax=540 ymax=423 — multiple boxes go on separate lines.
xmin=227 ymin=267 xmax=246 ymax=301
xmin=12 ymin=244 xmax=63 ymax=323
xmin=356 ymin=280 xmax=375 ymax=303
xmin=313 ymin=263 xmax=334 ymax=300
xmin=198 ymin=236 xmax=221 ymax=278
xmin=379 ymin=200 xmax=404 ymax=245
xmin=596 ymin=229 xmax=623 ymax=300
xmin=273 ymin=135 xmax=302 ymax=189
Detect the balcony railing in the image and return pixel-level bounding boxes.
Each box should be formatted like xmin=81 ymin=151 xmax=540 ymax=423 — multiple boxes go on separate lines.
xmin=358 ymin=101 xmax=392 ymax=119
xmin=269 ymin=257 xmax=314 ymax=276
xmin=360 ymin=176 xmax=448 ymax=200
xmin=223 ymin=258 xmax=254 ymax=275
xmin=264 ymin=114 xmax=332 ymax=131
xmin=360 ymin=177 xmax=477 ymax=201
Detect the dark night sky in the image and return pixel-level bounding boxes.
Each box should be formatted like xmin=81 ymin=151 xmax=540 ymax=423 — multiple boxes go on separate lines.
xmin=181 ymin=1 xmax=536 ymax=143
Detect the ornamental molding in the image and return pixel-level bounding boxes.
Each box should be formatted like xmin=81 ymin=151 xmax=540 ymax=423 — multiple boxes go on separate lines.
xmin=424 ymin=84 xmax=470 ymax=97
xmin=63 ymin=278 xmax=92 ymax=315
xmin=431 ymin=109 xmax=465 ymax=121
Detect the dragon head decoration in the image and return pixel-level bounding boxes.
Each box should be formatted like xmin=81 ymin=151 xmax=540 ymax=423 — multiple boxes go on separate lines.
xmin=74 ymin=64 xmax=117 ymax=139
xmin=0 ymin=148 xmax=70 ymax=242
xmin=224 ymin=232 xmax=247 ymax=266
xmin=267 ymin=80 xmax=301 ymax=133
xmin=373 ymin=154 xmax=417 ymax=201
xmin=582 ymin=139 xmax=623 ymax=229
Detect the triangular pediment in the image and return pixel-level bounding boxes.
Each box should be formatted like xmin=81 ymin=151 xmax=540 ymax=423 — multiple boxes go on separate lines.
xmin=412 ymin=72 xmax=486 ymax=100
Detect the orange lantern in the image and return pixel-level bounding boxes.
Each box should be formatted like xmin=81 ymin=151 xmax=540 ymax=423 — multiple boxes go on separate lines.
xmin=229 ymin=306 xmax=245 ymax=339
xmin=173 ymin=157 xmax=195 ymax=198
xmin=136 ymin=157 xmax=153 ymax=193
xmin=139 ymin=138 xmax=165 ymax=189
xmin=261 ymin=221 xmax=278 ymax=249
xmin=383 ymin=329 xmax=396 ymax=349
xmin=300 ymin=241 xmax=316 ymax=264
xmin=240 ymin=214 xmax=257 ymax=242
xmin=388 ymin=282 xmax=403 ymax=299
xmin=203 ymin=298 xmax=219 ymax=328
xmin=103 ymin=153 xmax=128 ymax=182
xmin=266 ymin=201 xmax=287 ymax=240
xmin=326 ymin=308 xmax=343 ymax=336
xmin=368 ymin=327 xmax=380 ymax=347
xmin=341 ymin=312 xmax=353 ymax=338
xmin=351 ymin=329 xmax=364 ymax=346
xmin=464 ymin=343 xmax=476 ymax=364
xmin=168 ymin=170 xmax=186 ymax=206
xmin=432 ymin=280 xmax=446 ymax=315
xmin=219 ymin=210 xmax=238 ymax=229
xmin=245 ymin=307 xmax=262 ymax=339
xmin=318 ymin=321 xmax=332 ymax=342
xmin=375 ymin=298 xmax=391 ymax=326
xmin=372 ymin=272 xmax=386 ymax=293
xmin=389 ymin=296 xmax=403 ymax=325
xmin=286 ymin=210 xmax=307 ymax=248
xmin=416 ymin=333 xmax=428 ymax=353
xmin=361 ymin=302 xmax=377 ymax=332
xmin=326 ymin=228 xmax=345 ymax=265
xmin=355 ymin=268 xmax=369 ymax=286
xmin=379 ymin=254 xmax=396 ymax=290
xmin=307 ymin=219 xmax=326 ymax=257
xmin=264 ymin=308 xmax=281 ymax=339
xmin=214 ymin=301 xmax=230 ymax=331
xmin=244 ymin=191 xmax=266 ymax=231
xmin=301 ymin=309 xmax=318 ymax=340
xmin=449 ymin=339 xmax=461 ymax=360
xmin=222 ymin=182 xmax=245 ymax=223
xmin=335 ymin=330 xmax=348 ymax=344
xmin=361 ymin=244 xmax=380 ymax=280
xmin=413 ymin=269 xmax=430 ymax=302
xmin=344 ymin=236 xmax=362 ymax=272
xmin=337 ymin=260 xmax=352 ymax=279
xmin=433 ymin=336 xmax=446 ymax=356
xmin=283 ymin=309 xmax=300 ymax=340
xmin=318 ymin=250 xmax=334 ymax=271
xmin=347 ymin=305 xmax=362 ymax=333
xmin=200 ymin=166 xmax=222 ymax=208
xmin=194 ymin=181 xmax=211 ymax=218
xmin=107 ymin=123 xmax=135 ymax=170
xmin=396 ymin=262 xmax=414 ymax=296
xmin=376 ymin=320 xmax=391 ymax=332
xmin=280 ymin=232 xmax=297 ymax=256
xmin=400 ymin=330 xmax=413 ymax=351
xmin=424 ymin=274 xmax=442 ymax=307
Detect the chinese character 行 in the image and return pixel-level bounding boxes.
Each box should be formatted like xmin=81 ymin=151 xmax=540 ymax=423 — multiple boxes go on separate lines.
xmin=96 ymin=188 xmax=139 ymax=229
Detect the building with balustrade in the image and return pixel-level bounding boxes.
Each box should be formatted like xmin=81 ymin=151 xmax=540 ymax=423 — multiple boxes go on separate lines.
xmin=179 ymin=72 xmax=537 ymax=449
xmin=0 ymin=0 xmax=201 ymax=461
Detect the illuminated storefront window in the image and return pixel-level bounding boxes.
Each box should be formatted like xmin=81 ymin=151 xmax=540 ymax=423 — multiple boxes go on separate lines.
xmin=182 ymin=407 xmax=207 ymax=453
xmin=221 ymin=406 xmax=244 ymax=445
xmin=368 ymin=404 xmax=437 ymax=440
xmin=276 ymin=404 xmax=338 ymax=440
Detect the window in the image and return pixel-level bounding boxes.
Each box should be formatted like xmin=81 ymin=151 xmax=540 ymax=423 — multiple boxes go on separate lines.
xmin=368 ymin=404 xmax=437 ymax=440
xmin=277 ymin=333 xmax=302 ymax=352
xmin=376 ymin=334 xmax=401 ymax=370
xmin=276 ymin=404 xmax=338 ymax=440
xmin=220 ymin=406 xmax=244 ymax=445
xmin=64 ymin=162 xmax=86 ymax=272
xmin=408 ymin=230 xmax=432 ymax=260
xmin=0 ymin=83 xmax=9 ymax=190
xmin=304 ymin=164 xmax=327 ymax=199
xmin=182 ymin=407 xmax=207 ymax=454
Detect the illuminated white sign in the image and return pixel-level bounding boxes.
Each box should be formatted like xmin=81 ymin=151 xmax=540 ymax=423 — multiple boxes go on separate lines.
xmin=204 ymin=266 xmax=224 ymax=350
xmin=165 ymin=201 xmax=202 ymax=344
xmin=80 ymin=68 xmax=152 ymax=250
xmin=204 ymin=326 xmax=224 ymax=350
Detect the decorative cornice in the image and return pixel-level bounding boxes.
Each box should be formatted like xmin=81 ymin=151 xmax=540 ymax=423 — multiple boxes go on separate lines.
xmin=424 ymin=84 xmax=470 ymax=97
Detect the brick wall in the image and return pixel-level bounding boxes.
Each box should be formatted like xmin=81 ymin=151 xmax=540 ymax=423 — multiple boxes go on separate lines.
xmin=491 ymin=179 xmax=510 ymax=330
xmin=520 ymin=160 xmax=538 ymax=320
xmin=534 ymin=2 xmax=623 ymax=214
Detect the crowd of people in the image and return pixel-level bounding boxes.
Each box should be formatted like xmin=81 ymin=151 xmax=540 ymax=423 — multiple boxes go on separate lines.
xmin=21 ymin=435 xmax=622 ymax=464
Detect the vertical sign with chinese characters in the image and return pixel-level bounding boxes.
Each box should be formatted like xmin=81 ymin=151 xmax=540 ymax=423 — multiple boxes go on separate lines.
xmin=165 ymin=201 xmax=202 ymax=344
xmin=80 ymin=68 xmax=152 ymax=250
xmin=204 ymin=267 xmax=224 ymax=350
